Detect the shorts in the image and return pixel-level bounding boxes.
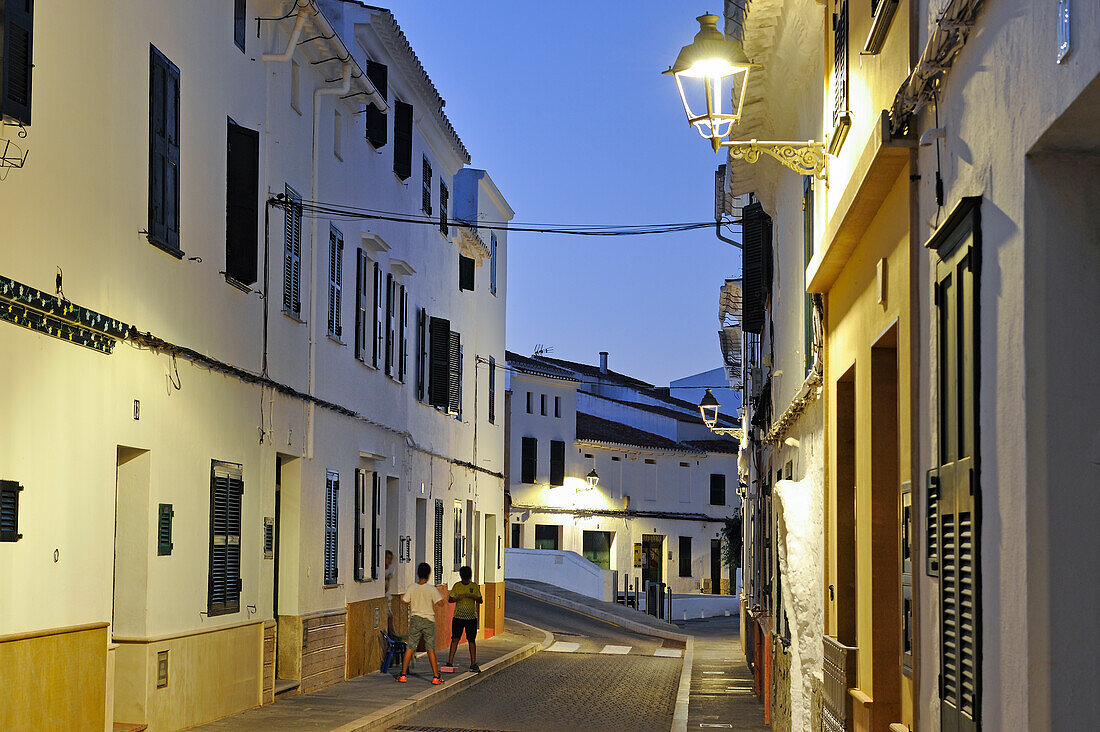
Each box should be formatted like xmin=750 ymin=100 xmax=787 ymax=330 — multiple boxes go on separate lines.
xmin=451 ymin=617 xmax=477 ymax=642
xmin=408 ymin=614 xmax=436 ymax=649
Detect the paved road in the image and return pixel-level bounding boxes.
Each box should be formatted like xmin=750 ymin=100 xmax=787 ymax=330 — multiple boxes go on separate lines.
xmin=392 ymin=589 xmax=682 ymax=732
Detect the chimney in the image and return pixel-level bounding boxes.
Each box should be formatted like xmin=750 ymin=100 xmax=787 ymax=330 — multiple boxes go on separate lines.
xmin=599 ymin=351 xmax=608 ymax=374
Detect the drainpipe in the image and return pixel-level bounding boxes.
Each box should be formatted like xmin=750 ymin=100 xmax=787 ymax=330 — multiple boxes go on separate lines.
xmin=261 ymin=6 xmax=312 ymax=62
xmin=305 ymin=61 xmax=353 ymax=458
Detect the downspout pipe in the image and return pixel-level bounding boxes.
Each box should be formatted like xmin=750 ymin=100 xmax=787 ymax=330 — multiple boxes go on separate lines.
xmin=305 ymin=61 xmax=353 ymax=458
xmin=715 ymin=220 xmax=741 ymax=248
xmin=261 ymin=6 xmax=312 ymax=62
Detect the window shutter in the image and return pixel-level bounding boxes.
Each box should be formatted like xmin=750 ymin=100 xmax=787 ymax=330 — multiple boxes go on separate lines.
xmin=365 ymin=61 xmax=387 ymax=148
xmin=233 ymin=0 xmax=246 ymax=50
xmin=459 ymin=255 xmax=475 ymax=292
xmin=488 ymin=356 xmax=496 ymax=424
xmin=422 ymin=157 xmax=433 ymax=215
xmin=399 ymin=285 xmax=409 ymax=382
xmin=354 ymin=469 xmax=366 ymax=582
xmin=393 ymin=101 xmax=413 ymax=180
xmin=283 ymin=186 xmax=302 ymax=316
xmin=433 ymin=499 xmax=444 ymax=585
xmin=208 ymin=462 xmax=242 ymax=616
xmin=439 ymin=181 xmax=449 ymax=237
xmin=355 ymin=249 xmax=367 ymax=360
xmin=741 ymin=201 xmax=772 ymax=334
xmin=453 ymin=502 xmax=463 ymax=572
xmin=385 ymin=274 xmax=396 ymax=376
xmin=0 ymin=480 xmax=23 ymax=542
xmin=549 ymin=440 xmax=565 ymax=486
xmin=371 ymin=472 xmax=381 ymax=580
xmin=448 ymin=330 xmax=461 ymax=416
xmin=832 ymin=0 xmax=849 ymax=129
xmin=1 ymin=0 xmax=33 ymax=126
xmin=149 ymin=47 xmax=181 ymax=250
xmin=225 ymin=122 xmax=259 ymax=285
xmin=490 ymin=233 xmax=498 ymax=295
xmin=373 ymin=261 xmax=383 ymax=367
xmin=324 ymin=471 xmax=339 ymax=585
xmin=327 ymin=227 xmax=343 ymax=337
xmin=416 ymin=307 xmax=427 ymax=401
xmin=158 ymin=503 xmax=174 ymax=555
xmin=428 ymin=316 xmax=451 ymax=408
xmin=521 ymin=437 xmax=537 ymax=484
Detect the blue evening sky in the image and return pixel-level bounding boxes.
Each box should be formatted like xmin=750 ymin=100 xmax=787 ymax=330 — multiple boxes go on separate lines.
xmin=381 ymin=2 xmax=742 ymax=386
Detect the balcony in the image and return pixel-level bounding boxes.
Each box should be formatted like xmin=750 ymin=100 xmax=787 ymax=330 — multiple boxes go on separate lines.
xmin=823 ymin=635 xmax=857 ymax=732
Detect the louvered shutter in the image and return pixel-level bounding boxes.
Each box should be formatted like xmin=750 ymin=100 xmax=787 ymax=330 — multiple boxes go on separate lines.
xmin=399 ymin=285 xmax=409 ymax=382
xmin=741 ymin=201 xmax=772 ymax=334
xmin=1 ymin=0 xmax=34 ymax=126
xmin=549 ymin=440 xmax=565 ymax=486
xmin=428 ymin=316 xmax=451 ymax=408
xmin=372 ymin=472 xmax=381 ymax=580
xmin=448 ymin=330 xmax=461 ymax=415
xmin=149 ymin=47 xmax=180 ymax=250
xmin=373 ymin=261 xmax=383 ymax=367
xmin=324 ymin=471 xmax=339 ymax=585
xmin=433 ymin=499 xmax=444 ymax=585
xmin=521 ymin=437 xmax=537 ymax=484
xmin=832 ymin=0 xmax=849 ymax=129
xmin=0 ymin=480 xmax=22 ymax=542
xmin=930 ymin=202 xmax=980 ymax=732
xmin=490 ymin=234 xmax=498 ymax=295
xmin=283 ymin=186 xmax=302 ymax=316
xmin=355 ymin=249 xmax=367 ymax=360
xmin=327 ymin=227 xmax=343 ymax=337
xmin=354 ymin=469 xmax=366 ymax=581
xmin=393 ymin=101 xmax=413 ymax=180
xmin=439 ymin=181 xmax=449 ymax=237
xmin=157 ymin=503 xmax=174 ymax=555
xmin=488 ymin=356 xmax=496 ymax=423
xmin=365 ymin=61 xmax=387 ymax=148
xmin=422 ymin=157 xmax=433 ymax=214
xmin=226 ymin=122 xmax=259 ymax=285
xmin=385 ymin=274 xmax=396 ymax=376
xmin=416 ymin=307 xmax=427 ymax=401
xmin=209 ymin=462 xmax=242 ymax=616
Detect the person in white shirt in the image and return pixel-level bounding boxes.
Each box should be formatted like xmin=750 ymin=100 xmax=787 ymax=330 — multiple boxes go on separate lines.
xmin=398 ymin=562 xmax=444 ymax=684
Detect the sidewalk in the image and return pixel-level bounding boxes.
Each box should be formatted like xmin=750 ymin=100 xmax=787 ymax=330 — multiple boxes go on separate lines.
xmin=192 ymin=619 xmax=547 ymax=732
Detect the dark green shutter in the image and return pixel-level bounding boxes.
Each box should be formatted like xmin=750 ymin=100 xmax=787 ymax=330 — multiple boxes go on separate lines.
xmin=422 ymin=157 xmax=433 ymax=214
xmin=208 ymin=462 xmax=242 ymax=616
xmin=226 ymin=121 xmax=259 ymax=284
xmin=393 ymin=101 xmax=413 ymax=179
xmin=355 ymin=249 xmax=367 ymax=360
xmin=1 ymin=0 xmax=33 ymax=126
xmin=416 ymin=307 xmax=427 ymax=401
xmin=354 ymin=469 xmax=365 ymax=582
xmin=0 ymin=480 xmax=23 ymax=542
xmin=283 ymin=185 xmax=302 ymax=315
xmin=149 ymin=47 xmax=180 ymax=250
xmin=448 ymin=330 xmax=461 ymax=415
xmin=371 ymin=472 xmax=381 ymax=580
xmin=433 ymin=499 xmax=444 ymax=585
xmin=741 ymin=201 xmax=772 ymax=334
xmin=428 ymin=316 xmax=450 ymax=408
xmin=365 ymin=61 xmax=387 ymax=148
xmin=549 ymin=440 xmax=565 ymax=486
xmin=157 ymin=503 xmax=174 ymax=555
xmin=929 ymin=198 xmax=981 ymax=732
xmin=488 ymin=357 xmax=496 ymax=424
xmin=324 ymin=472 xmax=339 ymax=585
xmin=521 ymin=437 xmax=537 ymax=484
xmin=459 ymin=256 xmax=475 ymax=291
xmin=439 ymin=181 xmax=449 ymax=236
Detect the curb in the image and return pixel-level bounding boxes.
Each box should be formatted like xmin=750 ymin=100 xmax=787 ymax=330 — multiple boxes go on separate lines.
xmin=505 ymin=582 xmax=694 ymax=732
xmin=329 ymin=622 xmax=554 ymax=732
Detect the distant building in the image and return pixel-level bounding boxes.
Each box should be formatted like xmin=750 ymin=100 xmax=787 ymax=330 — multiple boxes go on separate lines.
xmin=505 ymin=351 xmax=741 ymax=595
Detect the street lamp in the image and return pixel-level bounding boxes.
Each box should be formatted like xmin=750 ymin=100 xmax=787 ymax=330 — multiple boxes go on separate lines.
xmin=697 ymin=388 xmax=744 ymax=439
xmin=666 ymin=13 xmax=828 ymax=177
xmin=586 ymin=468 xmax=600 ymax=489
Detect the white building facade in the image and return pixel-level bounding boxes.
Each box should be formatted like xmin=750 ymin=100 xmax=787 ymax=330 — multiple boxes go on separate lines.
xmin=505 ymin=352 xmax=741 ymax=597
xmin=0 ymin=2 xmax=510 ymax=730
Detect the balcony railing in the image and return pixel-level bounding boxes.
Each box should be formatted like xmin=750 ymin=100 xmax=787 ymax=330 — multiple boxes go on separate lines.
xmin=823 ymin=635 xmax=857 ymax=732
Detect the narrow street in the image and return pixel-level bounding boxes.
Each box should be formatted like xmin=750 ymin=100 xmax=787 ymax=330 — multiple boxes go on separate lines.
xmin=391 ymin=590 xmax=684 ymax=732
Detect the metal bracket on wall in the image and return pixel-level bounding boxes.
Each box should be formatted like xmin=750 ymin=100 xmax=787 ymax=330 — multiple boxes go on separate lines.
xmin=724 ymin=140 xmax=828 ymax=178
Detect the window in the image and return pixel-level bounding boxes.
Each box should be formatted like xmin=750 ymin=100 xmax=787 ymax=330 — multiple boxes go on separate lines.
xmin=158 ymin=504 xmax=174 ymax=556
xmin=333 ymin=108 xmax=343 ymax=159
xmin=373 ymin=261 xmax=383 ymax=367
xmin=0 ymin=480 xmax=23 ymax=542
xmin=511 ymin=522 xmax=521 ymax=548
xmin=680 ymin=463 xmax=691 ymax=503
xmin=233 ymin=0 xmax=246 ymax=51
xmin=540 ymin=394 xmax=547 ymax=416
xmin=208 ymin=461 xmax=243 ymax=616
xmin=451 ymin=334 xmax=462 ymax=417
xmin=355 ymin=250 xmax=369 ymax=361
xmin=225 ymin=121 xmax=259 ymax=285
xmin=324 ymin=471 xmax=339 ymax=585
xmin=327 ymin=226 xmax=344 ymax=338
xmin=554 ymin=396 xmax=561 ymax=418
xmin=534 ymin=524 xmax=559 ymax=551
xmin=385 ymin=273 xmax=395 ymax=375
xmin=488 ymin=357 xmax=496 ymax=424
xmin=439 ymin=180 xmax=449 ymax=237
xmin=416 ymin=307 xmax=427 ymax=401
xmin=490 ymin=233 xmax=498 ymax=295
xmin=526 ymin=392 xmax=533 ymax=414
xmin=0 ymin=0 xmax=33 ymax=125
xmin=422 ymin=157 xmax=433 ymax=214
xmin=149 ymin=47 xmax=181 ymax=252
xmin=710 ymin=474 xmax=726 ymax=505
xmin=427 ymin=316 xmax=461 ymax=414
xmin=679 ymin=536 xmax=692 ymax=577
xmin=393 ymin=101 xmax=413 ymax=179
xmin=365 ymin=61 xmax=387 ymax=148
xmin=290 ymin=60 xmax=300 ymax=113
xmin=830 ymin=0 xmax=851 ymax=151
xmin=459 ymin=255 xmax=475 ymax=291
xmin=282 ymin=185 xmax=302 ymax=317
xmin=521 ymin=437 xmax=537 ymax=484
xmin=354 ymin=470 xmax=381 ymax=582
xmin=398 ymin=284 xmax=409 ymax=382
xmin=453 ymin=501 xmax=463 ymax=572
xmin=549 ymin=440 xmax=565 ymax=486
xmin=583 ymin=531 xmax=612 ymax=570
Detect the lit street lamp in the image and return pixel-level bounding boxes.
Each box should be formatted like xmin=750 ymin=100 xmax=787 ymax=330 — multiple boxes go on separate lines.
xmin=697 ymin=388 xmax=743 ymax=439
xmin=585 ymin=468 xmax=600 ymax=489
xmin=666 ymin=13 xmax=828 ymax=177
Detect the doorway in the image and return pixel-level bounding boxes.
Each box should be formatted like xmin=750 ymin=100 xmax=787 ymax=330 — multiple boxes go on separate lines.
xmin=415 ymin=498 xmax=427 ymax=568
xmin=642 ymin=534 xmax=664 ymax=585
xmin=711 ymin=538 xmax=722 ymax=594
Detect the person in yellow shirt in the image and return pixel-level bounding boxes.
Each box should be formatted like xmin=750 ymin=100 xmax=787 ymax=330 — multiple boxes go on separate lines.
xmin=443 ymin=565 xmax=483 ymax=673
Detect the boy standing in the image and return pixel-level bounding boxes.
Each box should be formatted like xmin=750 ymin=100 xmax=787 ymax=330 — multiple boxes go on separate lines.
xmin=398 ymin=562 xmax=444 ymax=684
xmin=444 ymin=565 xmax=483 ymax=673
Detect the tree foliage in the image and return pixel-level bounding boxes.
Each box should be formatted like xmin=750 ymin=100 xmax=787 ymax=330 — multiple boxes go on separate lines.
xmin=721 ymin=509 xmax=743 ymax=572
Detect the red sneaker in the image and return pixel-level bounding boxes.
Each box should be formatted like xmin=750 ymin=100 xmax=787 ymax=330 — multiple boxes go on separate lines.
xmin=431 ymin=675 xmax=444 ymax=685
xmin=396 ymin=674 xmax=407 ymax=683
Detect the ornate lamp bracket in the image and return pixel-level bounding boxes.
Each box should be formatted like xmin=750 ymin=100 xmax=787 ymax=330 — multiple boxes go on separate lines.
xmin=709 ymin=426 xmax=744 ymax=440
xmin=723 ymin=139 xmax=827 ymax=178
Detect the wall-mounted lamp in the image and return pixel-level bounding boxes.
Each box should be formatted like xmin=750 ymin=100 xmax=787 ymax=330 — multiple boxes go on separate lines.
xmin=697 ymin=388 xmax=744 ymax=439
xmin=666 ymin=13 xmax=827 ymax=177
xmin=586 ymin=468 xmax=600 ymax=489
